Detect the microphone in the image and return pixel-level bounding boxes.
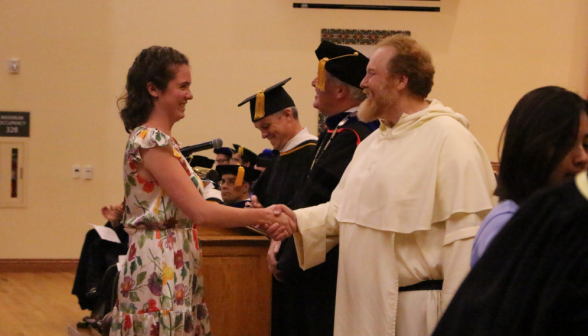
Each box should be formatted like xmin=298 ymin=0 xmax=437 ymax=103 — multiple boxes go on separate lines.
xmin=180 ymin=138 xmax=223 ymax=157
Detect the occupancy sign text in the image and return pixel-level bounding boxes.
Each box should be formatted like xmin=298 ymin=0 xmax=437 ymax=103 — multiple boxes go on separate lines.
xmin=0 ymin=111 xmax=30 ymax=137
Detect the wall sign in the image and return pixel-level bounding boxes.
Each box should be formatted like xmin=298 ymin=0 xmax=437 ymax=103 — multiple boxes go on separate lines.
xmin=0 ymin=112 xmax=30 ymax=137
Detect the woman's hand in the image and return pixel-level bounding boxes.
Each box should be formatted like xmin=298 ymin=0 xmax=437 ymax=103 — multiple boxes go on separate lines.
xmin=249 ymin=196 xmax=297 ymax=239
xmin=262 ymin=206 xmax=297 ymax=241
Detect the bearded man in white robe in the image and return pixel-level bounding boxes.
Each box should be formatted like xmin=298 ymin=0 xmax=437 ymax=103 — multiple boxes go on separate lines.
xmin=269 ymin=34 xmax=496 ymax=336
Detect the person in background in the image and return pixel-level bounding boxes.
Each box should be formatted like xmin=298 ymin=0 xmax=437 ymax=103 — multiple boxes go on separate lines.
xmin=255 ymin=149 xmax=275 ymax=173
xmin=239 ymin=78 xmax=317 ymax=207
xmin=109 ymin=46 xmax=294 ymax=336
xmin=213 ymin=147 xmax=233 ymax=166
xmin=72 ymin=203 xmax=128 ymax=313
xmin=188 ymin=155 xmax=222 ymax=204
xmin=470 ymin=86 xmax=588 ymax=266
xmin=216 ymin=164 xmax=261 ymax=208
xmin=433 ymin=171 xmax=588 ymax=335
xmin=266 ymin=40 xmax=375 ymax=336
xmin=239 ymin=78 xmax=318 ymax=336
xmin=232 ymin=144 xmax=257 ymax=167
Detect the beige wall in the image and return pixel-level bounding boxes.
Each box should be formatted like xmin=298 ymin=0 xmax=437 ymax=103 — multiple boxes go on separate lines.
xmin=0 ymin=0 xmax=587 ymax=258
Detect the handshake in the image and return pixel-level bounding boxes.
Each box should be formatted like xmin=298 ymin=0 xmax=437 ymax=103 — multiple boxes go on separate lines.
xmin=248 ymin=196 xmax=298 ymax=241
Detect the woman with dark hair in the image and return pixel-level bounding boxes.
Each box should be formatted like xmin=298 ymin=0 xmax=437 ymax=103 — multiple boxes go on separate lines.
xmin=109 ymin=46 xmax=293 ymax=336
xmin=470 ymin=86 xmax=588 ymax=266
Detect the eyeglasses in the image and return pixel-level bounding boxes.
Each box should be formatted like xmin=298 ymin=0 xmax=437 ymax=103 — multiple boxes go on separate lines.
xmin=219 ymin=178 xmax=236 ymax=186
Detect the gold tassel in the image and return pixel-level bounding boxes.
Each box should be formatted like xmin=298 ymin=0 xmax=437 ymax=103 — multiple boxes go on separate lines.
xmin=316 ymin=52 xmax=359 ymax=92
xmin=254 ymin=90 xmax=265 ymax=120
xmin=235 ymin=166 xmax=245 ymax=186
xmin=238 ymin=146 xmax=244 ymax=157
xmin=316 ymin=58 xmax=328 ymax=91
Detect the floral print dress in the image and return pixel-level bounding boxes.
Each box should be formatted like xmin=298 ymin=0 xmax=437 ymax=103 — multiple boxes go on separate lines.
xmin=110 ymin=126 xmax=211 ymax=336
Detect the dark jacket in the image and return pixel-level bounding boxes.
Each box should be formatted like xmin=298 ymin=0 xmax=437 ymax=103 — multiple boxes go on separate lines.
xmin=433 ymin=175 xmax=588 ymax=336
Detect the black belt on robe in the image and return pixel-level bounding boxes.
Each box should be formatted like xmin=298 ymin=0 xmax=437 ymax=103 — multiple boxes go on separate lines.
xmin=399 ymin=279 xmax=443 ymax=292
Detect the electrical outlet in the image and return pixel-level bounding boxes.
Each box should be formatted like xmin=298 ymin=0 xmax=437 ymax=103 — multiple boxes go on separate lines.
xmin=72 ymin=165 xmax=81 ymax=179
xmin=8 ymin=59 xmax=20 ymax=74
xmin=83 ymin=166 xmax=93 ymax=180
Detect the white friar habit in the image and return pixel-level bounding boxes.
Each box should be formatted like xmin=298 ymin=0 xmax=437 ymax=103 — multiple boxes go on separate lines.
xmin=293 ymin=99 xmax=496 ymax=336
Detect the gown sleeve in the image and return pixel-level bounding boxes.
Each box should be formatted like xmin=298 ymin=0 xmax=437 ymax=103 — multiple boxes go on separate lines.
xmin=440 ymin=211 xmax=487 ymax=312
xmin=293 ymin=201 xmax=340 ymax=270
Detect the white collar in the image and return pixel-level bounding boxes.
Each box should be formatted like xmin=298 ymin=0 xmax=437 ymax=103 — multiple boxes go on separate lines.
xmin=346 ymin=106 xmax=359 ymax=113
xmin=281 ymin=127 xmax=318 ymax=153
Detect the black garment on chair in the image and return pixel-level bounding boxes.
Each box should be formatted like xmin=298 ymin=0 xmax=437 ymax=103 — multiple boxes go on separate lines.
xmin=72 ymin=222 xmax=128 ymax=311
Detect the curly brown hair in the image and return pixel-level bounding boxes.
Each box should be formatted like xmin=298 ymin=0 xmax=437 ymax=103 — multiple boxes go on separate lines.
xmin=118 ymin=46 xmax=189 ymax=133
xmin=377 ymin=34 xmax=434 ymax=99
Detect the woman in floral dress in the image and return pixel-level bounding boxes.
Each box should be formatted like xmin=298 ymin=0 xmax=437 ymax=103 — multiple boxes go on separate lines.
xmin=109 ymin=46 xmax=294 ymax=336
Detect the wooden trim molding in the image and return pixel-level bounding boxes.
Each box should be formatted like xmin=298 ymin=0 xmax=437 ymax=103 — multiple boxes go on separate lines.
xmin=0 ymin=259 xmax=79 ymax=272
xmin=491 ymin=161 xmax=500 ymax=174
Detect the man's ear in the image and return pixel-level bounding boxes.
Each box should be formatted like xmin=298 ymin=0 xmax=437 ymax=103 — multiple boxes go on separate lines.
xmin=147 ymin=82 xmax=159 ymax=98
xmin=242 ymin=182 xmax=251 ymax=193
xmin=283 ymin=108 xmax=294 ymax=121
xmin=335 ymin=83 xmax=349 ymax=100
xmin=396 ymin=75 xmax=408 ymax=91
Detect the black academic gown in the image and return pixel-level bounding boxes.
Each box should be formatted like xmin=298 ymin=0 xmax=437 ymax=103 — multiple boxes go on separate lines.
xmin=224 ymin=199 xmax=251 ymax=208
xmin=253 ymin=139 xmax=317 ymax=207
xmin=72 ymin=222 xmax=129 ymax=310
xmin=252 ymin=138 xmax=317 ymax=336
xmin=432 ymin=174 xmax=588 ymax=336
xmin=274 ymin=112 xmax=375 ymax=336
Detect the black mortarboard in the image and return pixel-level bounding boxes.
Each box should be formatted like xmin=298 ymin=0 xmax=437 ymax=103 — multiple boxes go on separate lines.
xmin=216 ymin=165 xmax=261 ymax=186
xmin=213 ymin=147 xmax=233 ymax=158
xmin=315 ymin=40 xmax=369 ymax=90
xmin=188 ymin=155 xmax=215 ymax=169
xmin=238 ymin=78 xmax=295 ymax=122
xmin=256 ymin=149 xmax=275 ymax=168
xmin=233 ymin=144 xmax=257 ymax=166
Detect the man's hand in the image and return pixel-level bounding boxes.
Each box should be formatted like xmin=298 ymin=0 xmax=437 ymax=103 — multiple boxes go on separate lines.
xmin=267 ymin=239 xmax=283 ymax=281
xmin=263 ymin=206 xmax=297 ymax=241
xmin=271 ymin=204 xmax=297 ymax=227
xmin=249 ymin=195 xmax=263 ymax=209
xmin=246 ymin=195 xmax=294 ymax=240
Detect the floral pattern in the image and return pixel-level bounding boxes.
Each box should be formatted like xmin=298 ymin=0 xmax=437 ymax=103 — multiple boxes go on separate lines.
xmin=111 ymin=127 xmax=210 ymax=336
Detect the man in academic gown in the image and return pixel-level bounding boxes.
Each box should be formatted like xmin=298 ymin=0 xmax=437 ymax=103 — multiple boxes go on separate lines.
xmin=231 ymin=144 xmax=257 ymax=168
xmin=239 ymin=78 xmax=318 ymax=207
xmin=188 ymin=155 xmax=223 ymax=203
xmin=213 ymin=147 xmax=232 ymax=167
xmin=238 ymin=78 xmax=318 ymax=336
xmin=271 ymin=34 xmax=496 ymax=336
xmin=254 ymin=149 xmax=275 ymax=173
xmin=268 ymin=41 xmax=376 ymax=336
xmin=216 ymin=164 xmax=260 ymax=208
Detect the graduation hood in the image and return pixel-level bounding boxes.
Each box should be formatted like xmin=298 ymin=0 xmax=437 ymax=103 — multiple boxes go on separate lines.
xmin=381 ymin=99 xmax=470 ymax=138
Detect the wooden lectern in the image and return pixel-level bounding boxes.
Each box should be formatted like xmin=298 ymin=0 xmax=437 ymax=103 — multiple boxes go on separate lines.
xmin=198 ymin=226 xmax=272 ymax=336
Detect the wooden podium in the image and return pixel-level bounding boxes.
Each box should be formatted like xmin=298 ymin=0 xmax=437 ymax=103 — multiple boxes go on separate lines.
xmin=198 ymin=226 xmax=271 ymax=336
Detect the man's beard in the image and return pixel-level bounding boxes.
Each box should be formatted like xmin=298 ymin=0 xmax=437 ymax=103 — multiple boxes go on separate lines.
xmin=358 ymin=84 xmax=395 ymax=122
xmin=358 ymin=96 xmax=380 ymax=122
